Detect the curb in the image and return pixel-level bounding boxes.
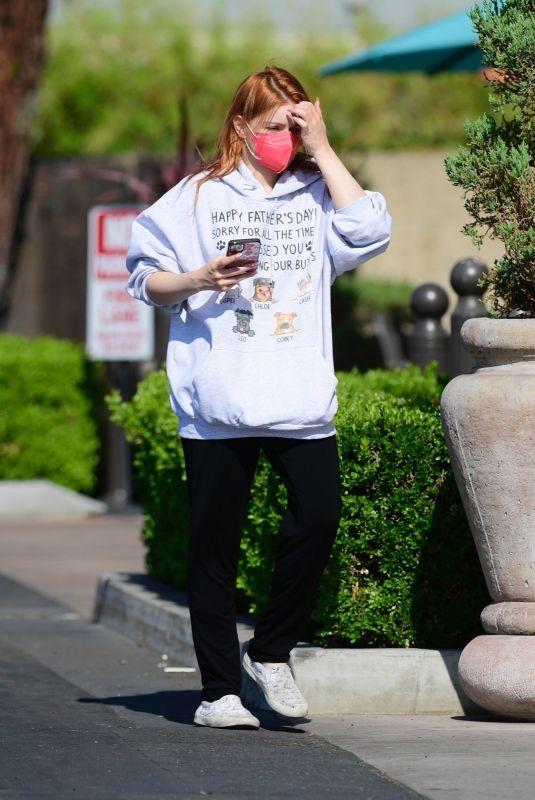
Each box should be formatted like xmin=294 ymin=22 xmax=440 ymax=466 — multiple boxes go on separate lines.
xmin=0 ymin=480 xmax=107 ymax=519
xmin=94 ymin=571 xmax=476 ymax=715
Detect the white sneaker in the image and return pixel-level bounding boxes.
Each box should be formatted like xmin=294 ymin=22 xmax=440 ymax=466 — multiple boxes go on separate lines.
xmin=193 ymin=694 xmax=260 ymax=729
xmin=242 ymin=651 xmax=309 ymax=718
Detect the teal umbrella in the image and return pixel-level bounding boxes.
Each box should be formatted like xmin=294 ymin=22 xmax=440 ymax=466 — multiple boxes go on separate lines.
xmin=320 ymin=10 xmax=485 ymax=75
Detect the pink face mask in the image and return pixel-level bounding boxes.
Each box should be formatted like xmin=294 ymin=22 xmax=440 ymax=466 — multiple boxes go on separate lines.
xmin=244 ymin=122 xmax=300 ymax=173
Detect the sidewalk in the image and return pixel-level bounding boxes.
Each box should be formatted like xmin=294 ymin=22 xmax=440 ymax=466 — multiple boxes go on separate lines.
xmin=0 ymin=512 xmax=145 ymax=618
xmin=1 ymin=511 xmax=535 ymax=799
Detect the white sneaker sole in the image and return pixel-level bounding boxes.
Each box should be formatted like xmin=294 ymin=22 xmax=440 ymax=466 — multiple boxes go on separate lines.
xmin=242 ymin=654 xmax=308 ymax=719
xmin=193 ymin=710 xmax=260 ymax=729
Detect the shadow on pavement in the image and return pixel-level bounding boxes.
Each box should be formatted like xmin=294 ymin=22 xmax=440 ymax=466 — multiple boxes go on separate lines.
xmin=451 ymin=713 xmax=532 ymax=724
xmin=78 ymin=689 xmax=310 ymax=732
xmin=79 ymin=689 xmax=199 ymax=724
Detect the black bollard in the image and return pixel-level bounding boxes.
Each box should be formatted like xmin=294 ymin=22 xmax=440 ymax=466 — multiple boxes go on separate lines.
xmin=408 ymin=283 xmax=449 ymax=373
xmin=449 ymin=257 xmax=488 ymax=378
xmin=104 ymin=361 xmax=137 ymax=510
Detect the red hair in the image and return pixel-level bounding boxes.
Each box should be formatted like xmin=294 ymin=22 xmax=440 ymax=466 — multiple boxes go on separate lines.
xmin=191 ymin=65 xmax=318 ymax=190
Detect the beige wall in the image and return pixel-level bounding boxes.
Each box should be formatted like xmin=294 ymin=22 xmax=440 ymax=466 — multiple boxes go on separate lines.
xmin=354 ymin=150 xmax=501 ymax=321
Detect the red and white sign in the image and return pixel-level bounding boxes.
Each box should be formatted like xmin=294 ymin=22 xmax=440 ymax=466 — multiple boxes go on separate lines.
xmin=86 ymin=205 xmax=154 ymax=361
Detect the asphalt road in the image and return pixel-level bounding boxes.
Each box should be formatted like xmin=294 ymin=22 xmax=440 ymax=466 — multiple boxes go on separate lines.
xmin=0 ymin=573 xmax=422 ymax=800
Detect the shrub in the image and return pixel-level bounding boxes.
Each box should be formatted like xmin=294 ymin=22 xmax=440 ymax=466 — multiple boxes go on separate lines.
xmin=107 ymin=369 xmax=189 ymax=586
xmin=109 ymin=364 xmax=488 ymax=648
xmin=0 ymin=334 xmax=102 ymax=494
xmin=445 ymin=0 xmax=535 ymax=317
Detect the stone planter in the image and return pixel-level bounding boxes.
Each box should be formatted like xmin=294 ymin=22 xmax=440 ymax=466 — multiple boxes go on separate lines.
xmin=441 ymin=318 xmax=535 ymax=720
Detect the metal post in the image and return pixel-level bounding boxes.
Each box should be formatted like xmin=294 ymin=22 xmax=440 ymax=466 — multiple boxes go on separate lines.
xmin=449 ymin=257 xmax=488 ymax=378
xmin=408 ymin=283 xmax=449 ymax=373
xmin=104 ymin=361 xmax=137 ymax=510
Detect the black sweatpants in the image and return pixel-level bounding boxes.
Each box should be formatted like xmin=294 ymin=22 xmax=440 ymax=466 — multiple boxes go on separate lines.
xmin=181 ymin=435 xmax=341 ymax=702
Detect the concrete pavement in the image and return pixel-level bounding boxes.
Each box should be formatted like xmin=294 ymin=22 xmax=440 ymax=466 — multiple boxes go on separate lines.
xmin=0 ymin=513 xmax=145 ymax=618
xmin=0 ymin=480 xmax=107 ymax=520
xmin=1 ymin=510 xmax=535 ymax=798
xmin=0 ymin=570 xmax=420 ymax=799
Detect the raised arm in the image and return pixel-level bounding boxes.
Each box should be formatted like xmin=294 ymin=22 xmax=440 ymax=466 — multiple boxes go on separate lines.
xmin=290 ymin=98 xmax=366 ymax=209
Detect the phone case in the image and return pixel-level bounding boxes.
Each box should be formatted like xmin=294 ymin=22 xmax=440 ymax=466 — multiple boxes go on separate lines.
xmin=226 ymin=238 xmax=261 ymax=260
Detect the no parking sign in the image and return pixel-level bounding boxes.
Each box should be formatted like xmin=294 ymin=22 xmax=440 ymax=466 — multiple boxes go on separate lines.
xmin=86 ymin=205 xmax=154 ymax=361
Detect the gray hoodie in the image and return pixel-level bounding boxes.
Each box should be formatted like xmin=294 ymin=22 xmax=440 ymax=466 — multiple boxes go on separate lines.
xmin=126 ymin=162 xmax=391 ymax=440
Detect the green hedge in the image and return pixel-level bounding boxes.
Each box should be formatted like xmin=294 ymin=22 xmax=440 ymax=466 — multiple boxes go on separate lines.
xmin=108 ymin=364 xmax=488 ymax=648
xmin=0 ymin=335 xmax=102 ymax=494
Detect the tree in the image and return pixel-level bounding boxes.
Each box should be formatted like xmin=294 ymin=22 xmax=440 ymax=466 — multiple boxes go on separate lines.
xmin=445 ymin=0 xmax=535 ymax=317
xmin=0 ymin=0 xmax=48 ymax=325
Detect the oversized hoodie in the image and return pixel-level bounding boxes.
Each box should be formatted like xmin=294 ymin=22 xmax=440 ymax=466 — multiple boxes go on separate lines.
xmin=126 ymin=162 xmax=391 ymax=440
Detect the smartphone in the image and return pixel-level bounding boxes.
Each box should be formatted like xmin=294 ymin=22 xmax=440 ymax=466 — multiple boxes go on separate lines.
xmin=226 ymin=238 xmax=261 ymax=267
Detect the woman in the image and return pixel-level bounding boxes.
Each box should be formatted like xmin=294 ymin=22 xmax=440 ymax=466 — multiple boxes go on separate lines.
xmin=127 ymin=65 xmax=391 ymax=729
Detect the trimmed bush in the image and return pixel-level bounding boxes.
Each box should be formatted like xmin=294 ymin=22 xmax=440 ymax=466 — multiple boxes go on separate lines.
xmin=108 ymin=364 xmax=488 ymax=648
xmin=108 ymin=369 xmax=189 ymax=586
xmin=0 ymin=334 xmax=102 ymax=494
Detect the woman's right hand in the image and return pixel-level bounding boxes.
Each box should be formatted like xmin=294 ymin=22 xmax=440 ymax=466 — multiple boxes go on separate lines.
xmin=145 ymin=255 xmax=257 ymax=306
xmin=196 ymin=254 xmax=258 ymax=292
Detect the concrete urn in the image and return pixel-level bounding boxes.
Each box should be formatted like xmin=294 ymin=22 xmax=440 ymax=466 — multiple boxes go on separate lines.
xmin=441 ymin=318 xmax=535 ymax=720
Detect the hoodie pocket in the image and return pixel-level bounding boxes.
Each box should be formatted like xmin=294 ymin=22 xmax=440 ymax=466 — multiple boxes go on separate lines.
xmin=191 ymin=346 xmax=337 ymax=429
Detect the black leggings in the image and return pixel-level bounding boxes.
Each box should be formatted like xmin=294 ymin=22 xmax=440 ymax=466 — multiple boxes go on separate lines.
xmin=181 ymin=435 xmax=341 ymax=702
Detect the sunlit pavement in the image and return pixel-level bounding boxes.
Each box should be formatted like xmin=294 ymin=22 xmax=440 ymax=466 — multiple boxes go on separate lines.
xmin=1 ymin=515 xmax=534 ymax=799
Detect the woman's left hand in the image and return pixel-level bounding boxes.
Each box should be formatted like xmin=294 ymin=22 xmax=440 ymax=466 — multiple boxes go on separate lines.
xmin=290 ymin=99 xmax=331 ymax=158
